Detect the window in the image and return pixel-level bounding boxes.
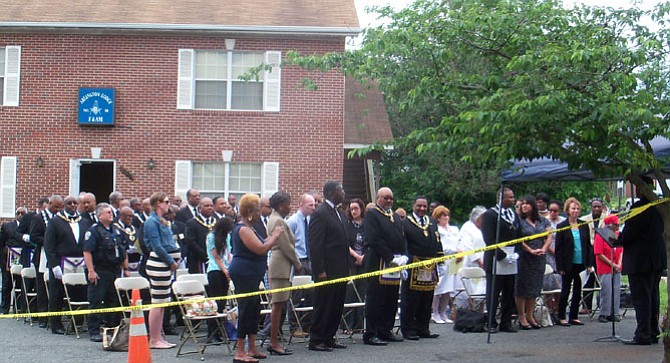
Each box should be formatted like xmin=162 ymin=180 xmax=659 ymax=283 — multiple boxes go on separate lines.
xmin=175 ymin=160 xmax=278 ymax=200
xmin=178 ymin=49 xmax=281 ymax=111
xmin=0 ymin=156 xmax=17 ymax=218
xmin=1 ymin=46 xmax=21 ymax=106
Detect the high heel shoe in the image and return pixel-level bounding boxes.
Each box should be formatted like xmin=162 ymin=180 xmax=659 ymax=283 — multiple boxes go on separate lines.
xmin=529 ymin=322 xmax=541 ymax=329
xmin=267 ymin=346 xmax=293 ymax=356
xmin=518 ymin=322 xmax=532 ymax=330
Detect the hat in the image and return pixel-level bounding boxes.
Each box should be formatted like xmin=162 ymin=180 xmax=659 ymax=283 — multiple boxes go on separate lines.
xmin=604 ymin=215 xmax=619 ymax=225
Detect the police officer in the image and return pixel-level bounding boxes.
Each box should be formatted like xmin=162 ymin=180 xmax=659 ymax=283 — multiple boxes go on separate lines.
xmin=83 ymin=203 xmax=129 ymax=342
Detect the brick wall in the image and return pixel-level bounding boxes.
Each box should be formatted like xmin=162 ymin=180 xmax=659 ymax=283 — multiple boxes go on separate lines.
xmin=0 ymin=33 xmax=346 ymax=209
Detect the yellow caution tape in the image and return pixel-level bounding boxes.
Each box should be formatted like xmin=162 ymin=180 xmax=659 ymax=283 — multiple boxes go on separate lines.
xmin=4 ymin=197 xmax=667 ymax=319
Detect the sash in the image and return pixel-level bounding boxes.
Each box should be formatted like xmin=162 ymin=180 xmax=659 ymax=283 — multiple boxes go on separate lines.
xmin=378 ymin=258 xmax=401 ymax=286
xmin=61 ymin=256 xmax=86 ymax=274
xmin=408 ymin=256 xmax=438 ymax=291
xmin=6 ymin=247 xmax=22 ymax=270
xmin=38 ymin=248 xmax=48 ymax=273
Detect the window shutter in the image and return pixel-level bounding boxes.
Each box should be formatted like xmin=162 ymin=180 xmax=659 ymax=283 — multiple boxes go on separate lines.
xmin=174 ymin=160 xmax=192 ymax=200
xmin=177 ymin=49 xmax=194 ymax=109
xmin=261 ymin=162 xmax=279 ymax=197
xmin=0 ymin=156 xmax=17 ymax=218
xmin=69 ymin=159 xmax=80 ymax=197
xmin=4 ymin=46 xmax=21 ymax=106
xmin=263 ymin=51 xmax=281 ymax=112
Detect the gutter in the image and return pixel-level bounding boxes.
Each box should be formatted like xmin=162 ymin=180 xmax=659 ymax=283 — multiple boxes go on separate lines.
xmin=0 ymin=22 xmax=362 ymax=37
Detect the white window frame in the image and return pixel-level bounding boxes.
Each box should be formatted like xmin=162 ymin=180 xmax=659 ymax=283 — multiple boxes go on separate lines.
xmin=0 ymin=156 xmax=17 ymax=218
xmin=177 ymin=49 xmax=281 ymax=112
xmin=175 ymin=160 xmax=279 ymax=200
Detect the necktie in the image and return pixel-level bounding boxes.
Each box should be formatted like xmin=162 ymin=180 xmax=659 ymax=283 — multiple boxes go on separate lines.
xmin=263 ymin=216 xmax=268 ymax=226
xmin=419 ymin=217 xmax=425 ymax=227
xmin=193 ymin=208 xmax=198 ymax=217
xmin=304 ymin=217 xmax=310 ymax=255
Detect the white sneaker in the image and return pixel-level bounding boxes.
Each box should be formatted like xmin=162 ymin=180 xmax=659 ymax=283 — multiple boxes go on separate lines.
xmin=441 ymin=314 xmax=453 ymax=324
xmin=431 ymin=314 xmax=445 ymax=324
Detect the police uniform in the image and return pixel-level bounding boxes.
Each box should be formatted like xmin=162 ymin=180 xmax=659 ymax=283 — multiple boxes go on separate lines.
xmin=83 ymin=223 xmax=126 ymax=338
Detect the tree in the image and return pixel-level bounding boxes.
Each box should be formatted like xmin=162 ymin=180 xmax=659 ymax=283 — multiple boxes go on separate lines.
xmin=289 ymin=0 xmax=670 ymax=357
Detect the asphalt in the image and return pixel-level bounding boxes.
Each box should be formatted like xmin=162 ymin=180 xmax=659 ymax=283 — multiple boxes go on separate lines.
xmin=0 ymin=309 xmax=663 ymax=362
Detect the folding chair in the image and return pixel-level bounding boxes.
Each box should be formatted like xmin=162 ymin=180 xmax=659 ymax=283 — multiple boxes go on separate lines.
xmin=62 ymin=272 xmax=89 ymax=338
xmin=177 ymin=273 xmax=209 ymax=287
xmin=20 ymin=267 xmax=38 ymax=325
xmin=10 ymin=264 xmax=24 ymax=318
xmin=287 ymin=275 xmax=314 ymax=344
xmin=173 ymin=280 xmax=231 ymax=360
xmin=340 ymin=279 xmax=366 ymax=340
xmin=580 ymin=270 xmax=602 ymax=320
xmin=459 ymin=267 xmax=487 ymax=312
xmin=114 ymin=276 xmax=150 ymax=318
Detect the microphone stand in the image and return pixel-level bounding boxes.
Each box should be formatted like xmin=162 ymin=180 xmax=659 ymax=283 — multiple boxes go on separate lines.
xmin=595 ymin=229 xmax=621 ymax=342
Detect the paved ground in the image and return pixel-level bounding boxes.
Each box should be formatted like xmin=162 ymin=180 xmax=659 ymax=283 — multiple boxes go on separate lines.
xmin=0 ymin=309 xmax=663 ymax=363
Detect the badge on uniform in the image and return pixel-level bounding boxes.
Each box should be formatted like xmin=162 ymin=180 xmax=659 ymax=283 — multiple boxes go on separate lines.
xmin=85 ymin=231 xmax=92 ymax=241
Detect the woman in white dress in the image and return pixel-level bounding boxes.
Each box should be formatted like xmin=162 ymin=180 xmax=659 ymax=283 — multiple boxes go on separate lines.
xmin=431 ymin=206 xmax=461 ymax=324
xmin=455 ymin=206 xmax=487 ymax=309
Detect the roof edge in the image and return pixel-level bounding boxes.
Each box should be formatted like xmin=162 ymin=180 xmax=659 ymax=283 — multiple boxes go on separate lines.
xmin=0 ymin=22 xmax=362 ymax=36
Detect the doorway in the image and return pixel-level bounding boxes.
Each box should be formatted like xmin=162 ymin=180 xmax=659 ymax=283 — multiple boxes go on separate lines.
xmin=69 ymin=159 xmax=115 ymax=203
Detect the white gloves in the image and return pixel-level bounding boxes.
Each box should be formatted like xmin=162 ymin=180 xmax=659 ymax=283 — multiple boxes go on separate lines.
xmin=391 ymin=255 xmax=409 ymax=266
xmin=506 ymin=253 xmax=519 ymax=264
xmin=52 ymin=266 xmax=63 ymax=280
xmin=22 ymin=234 xmax=30 ymax=243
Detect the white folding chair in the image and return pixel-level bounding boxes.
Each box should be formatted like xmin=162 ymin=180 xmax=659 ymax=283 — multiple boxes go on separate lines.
xmin=114 ymin=276 xmax=150 ymax=318
xmin=177 ymin=273 xmax=209 ymax=287
xmin=536 ymin=265 xmax=561 ymax=326
xmin=20 ymin=267 xmax=38 ymax=325
xmin=10 ymin=264 xmax=24 ymax=318
xmin=580 ymin=270 xmax=602 ymax=320
xmin=340 ymin=279 xmax=366 ymax=340
xmin=287 ymin=275 xmax=314 ymax=344
xmin=173 ymin=280 xmax=231 ymax=360
xmin=62 ymin=272 xmax=89 ymax=338
xmin=459 ymin=267 xmax=487 ymax=312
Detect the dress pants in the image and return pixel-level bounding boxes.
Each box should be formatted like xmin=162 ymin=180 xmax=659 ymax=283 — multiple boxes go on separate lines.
xmin=206 ymin=270 xmax=229 ymax=336
xmin=400 ymin=282 xmax=433 ymax=336
xmin=87 ymin=269 xmax=121 ymax=335
xmin=558 ymin=264 xmax=583 ymax=320
xmin=1 ymin=268 xmax=14 ymax=312
xmin=364 ymin=277 xmax=398 ymax=340
xmin=599 ymin=273 xmax=621 ymax=318
xmin=48 ymin=268 xmax=86 ymax=331
xmin=628 ymin=270 xmax=662 ymax=343
xmin=485 ymin=273 xmax=515 ymax=328
xmin=310 ymin=281 xmax=346 ymax=344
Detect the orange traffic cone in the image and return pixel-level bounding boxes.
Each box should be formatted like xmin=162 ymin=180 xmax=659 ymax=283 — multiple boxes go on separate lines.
xmin=128 ymin=289 xmax=152 ymax=363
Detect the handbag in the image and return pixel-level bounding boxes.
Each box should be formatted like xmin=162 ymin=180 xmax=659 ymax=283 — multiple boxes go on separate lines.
xmin=102 ymin=318 xmax=130 ymax=352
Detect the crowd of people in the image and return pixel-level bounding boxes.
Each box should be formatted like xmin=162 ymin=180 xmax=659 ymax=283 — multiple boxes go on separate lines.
xmin=0 ymin=179 xmax=664 ymax=362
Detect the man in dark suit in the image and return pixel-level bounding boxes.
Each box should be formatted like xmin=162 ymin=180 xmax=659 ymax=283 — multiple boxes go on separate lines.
xmin=0 ymin=207 xmax=27 ymax=313
xmin=185 ymin=197 xmax=214 ymax=273
xmin=44 ymin=195 xmax=91 ymax=334
xmin=619 ymin=177 xmax=667 ymax=345
xmin=15 ymin=197 xmax=48 ymax=267
xmin=481 ymin=187 xmax=520 ymax=333
xmin=308 ymin=181 xmax=350 ymax=352
xmin=400 ymin=196 xmax=443 ymax=340
xmin=29 ymin=195 xmax=64 ymax=328
xmin=176 ymin=188 xmax=200 ymax=223
xmin=252 ymin=196 xmax=271 ymax=239
xmin=363 ymin=187 xmax=407 ymax=346
xmin=80 ymin=192 xmax=98 ymax=224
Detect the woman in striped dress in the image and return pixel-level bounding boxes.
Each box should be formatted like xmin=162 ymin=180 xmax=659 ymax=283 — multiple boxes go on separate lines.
xmin=144 ymin=192 xmax=180 ymax=349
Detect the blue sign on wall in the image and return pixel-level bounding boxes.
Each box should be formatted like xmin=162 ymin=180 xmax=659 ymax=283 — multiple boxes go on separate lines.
xmin=78 ymin=88 xmax=115 ymax=125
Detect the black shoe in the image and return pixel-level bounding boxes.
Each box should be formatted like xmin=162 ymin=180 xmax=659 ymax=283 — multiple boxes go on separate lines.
xmin=39 ymin=322 xmax=48 ymax=329
xmin=622 ymin=338 xmax=652 ymax=346
xmin=364 ymin=337 xmax=388 ymax=346
xmin=308 ymin=342 xmax=333 ymax=352
xmin=90 ymin=334 xmax=103 ymax=342
xmin=569 ymin=319 xmax=584 ymax=326
xmin=499 ymin=326 xmax=517 ymax=333
xmin=488 ymin=327 xmax=498 ymax=334
xmin=267 ymin=346 xmax=293 ymax=355
xmin=328 ymin=340 xmax=347 ymax=349
xmin=598 ymin=316 xmax=609 ymax=323
xmin=52 ymin=328 xmax=66 ymax=335
xmin=207 ymin=334 xmax=224 ymax=343
xmin=164 ymin=327 xmax=178 ymax=335
xmin=418 ymin=332 xmax=439 ymax=338
xmin=381 ymin=334 xmax=404 ymax=343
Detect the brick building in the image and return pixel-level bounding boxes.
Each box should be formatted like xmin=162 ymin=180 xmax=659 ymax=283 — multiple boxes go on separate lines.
xmin=0 ymin=0 xmax=395 ymax=217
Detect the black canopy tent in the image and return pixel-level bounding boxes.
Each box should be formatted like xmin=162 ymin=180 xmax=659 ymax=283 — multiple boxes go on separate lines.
xmin=501 ymin=136 xmax=670 ymax=183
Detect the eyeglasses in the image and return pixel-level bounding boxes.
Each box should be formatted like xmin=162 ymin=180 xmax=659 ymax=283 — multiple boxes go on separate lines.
xmin=162 ymin=200 xmax=170 ymax=204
